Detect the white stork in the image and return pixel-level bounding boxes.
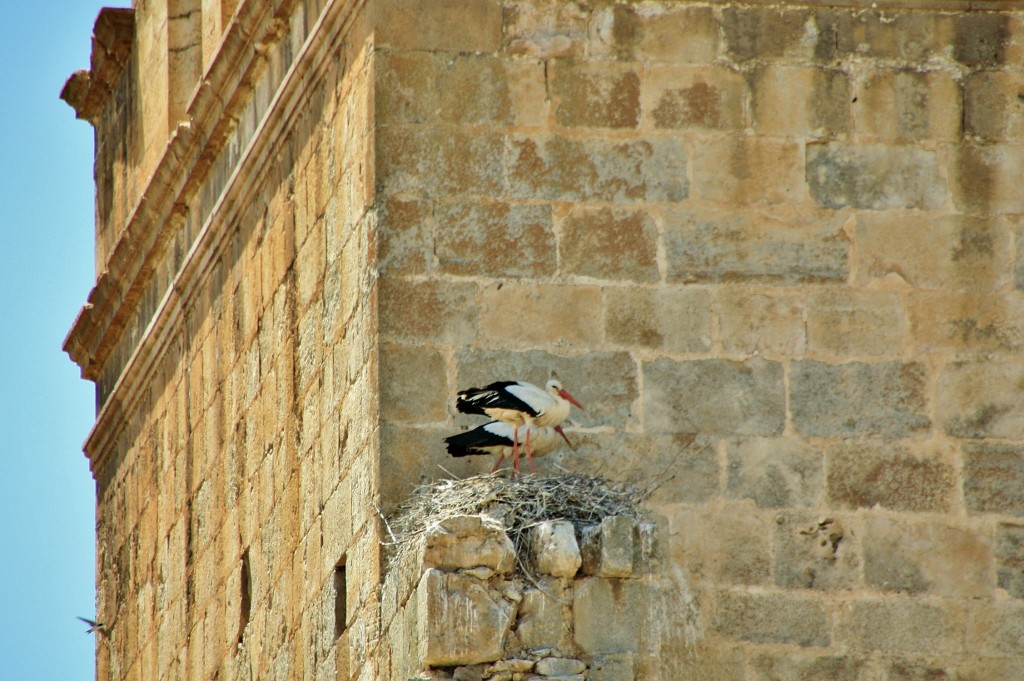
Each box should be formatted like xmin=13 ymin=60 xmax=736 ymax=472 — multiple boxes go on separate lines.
xmin=455 ymin=379 xmax=584 ymax=472
xmin=444 ymin=421 xmax=572 ymax=473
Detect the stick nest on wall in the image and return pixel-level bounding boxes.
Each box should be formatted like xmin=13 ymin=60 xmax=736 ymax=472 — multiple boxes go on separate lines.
xmin=382 ymin=473 xmax=648 ymax=568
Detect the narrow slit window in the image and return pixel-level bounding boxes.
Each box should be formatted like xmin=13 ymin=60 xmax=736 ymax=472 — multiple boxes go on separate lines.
xmin=334 ymin=558 xmax=347 ymax=639
xmin=238 ymin=550 xmax=251 ymax=644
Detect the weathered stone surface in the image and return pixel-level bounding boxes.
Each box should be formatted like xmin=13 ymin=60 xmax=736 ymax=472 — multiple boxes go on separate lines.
xmin=580 ymin=516 xmax=634 ymax=578
xmin=418 ymin=569 xmax=515 ymax=666
xmin=806 ymin=290 xmax=907 ymax=357
xmin=750 ymin=64 xmax=849 ymax=137
xmin=968 ymin=600 xmax=1024 ymax=657
xmin=588 ymin=652 xmax=634 ymax=681
xmin=773 ymin=513 xmax=860 ymax=591
xmin=855 ymin=69 xmax=960 ymax=142
xmin=378 ymin=126 xmax=507 ymax=197
xmin=605 ymin=287 xmax=711 ymax=353
xmin=953 ymin=12 xmax=1015 ymax=67
xmin=790 ymin=360 xmax=930 ymax=438
xmin=962 ymin=443 xmax=1024 ymax=517
xmin=833 ymin=10 xmax=952 ymax=61
xmin=375 ymin=0 xmax=502 ymax=53
xmin=691 ymin=137 xmax=803 ymax=205
xmin=629 ymin=5 xmax=718 ymax=63
xmin=953 ymin=144 xmax=1024 ymax=215
xmin=560 ymin=206 xmax=658 ymax=282
xmin=455 ymin=348 xmax=636 ymax=429
xmin=552 ymin=61 xmax=640 ymax=129
xmin=664 ymin=207 xmax=849 ymax=285
xmin=907 ymin=292 xmax=1024 ymax=354
xmin=723 ymin=7 xmax=833 ymax=62
xmin=377 ymin=197 xmax=434 ymax=276
xmin=965 ymin=71 xmax=1024 ymax=141
xmin=716 ymin=291 xmax=806 ymax=356
xmin=996 ymin=522 xmax=1024 ymax=599
xmin=477 ymin=282 xmax=602 ymax=350
xmin=825 ymin=440 xmax=956 ymax=513
xmin=573 ymin=577 xmax=650 ymax=654
xmin=644 ymin=357 xmax=785 ymax=436
xmin=644 ymin=65 xmax=745 ymax=130
xmin=379 ymin=277 xmax=478 ymax=344
xmin=806 ymin=142 xmax=947 ymax=210
xmin=423 ymin=515 xmax=516 ymax=574
xmin=862 ymin=515 xmax=994 ymax=598
xmin=727 ymin=438 xmax=823 ymax=509
xmin=938 ymin=362 xmax=1024 ymax=439
xmin=748 ymin=652 xmax=869 ymax=681
xmin=836 ymin=598 xmax=964 ymax=654
xmin=509 ymin=134 xmax=687 ymax=203
xmin=379 ymin=343 xmax=448 ymax=424
xmin=434 ymin=201 xmax=556 ymax=278
xmin=712 ymin=590 xmax=829 ymax=647
xmin=531 ymin=521 xmax=581 ymax=578
xmin=854 ymin=213 xmax=1011 ymax=291
xmin=517 ymin=580 xmax=567 ymax=651
xmin=671 ymin=507 xmax=772 ymax=587
xmin=536 ymin=658 xmax=586 ymax=676
xmin=502 ymin=1 xmax=590 ymax=58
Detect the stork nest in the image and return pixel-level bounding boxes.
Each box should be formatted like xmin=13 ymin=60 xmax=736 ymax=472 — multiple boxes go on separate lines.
xmin=382 ymin=473 xmax=648 ymax=569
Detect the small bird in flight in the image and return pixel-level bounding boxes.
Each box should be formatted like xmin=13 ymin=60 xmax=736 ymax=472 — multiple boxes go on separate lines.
xmin=77 ymin=617 xmax=106 ymax=635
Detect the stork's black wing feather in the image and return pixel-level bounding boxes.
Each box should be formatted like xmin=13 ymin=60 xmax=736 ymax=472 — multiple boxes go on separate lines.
xmin=455 ymin=381 xmax=539 ymax=417
xmin=443 ymin=422 xmax=513 ymax=457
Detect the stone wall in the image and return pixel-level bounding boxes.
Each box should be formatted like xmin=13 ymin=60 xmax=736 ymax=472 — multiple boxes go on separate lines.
xmin=62 ymin=1 xmax=1024 ymax=680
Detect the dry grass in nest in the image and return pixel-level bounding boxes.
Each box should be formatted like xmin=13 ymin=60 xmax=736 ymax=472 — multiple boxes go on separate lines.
xmin=382 ymin=473 xmax=648 ymax=569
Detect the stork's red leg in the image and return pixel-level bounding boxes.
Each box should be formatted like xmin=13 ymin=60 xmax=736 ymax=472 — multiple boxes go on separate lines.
xmin=491 ymin=453 xmax=505 ymax=473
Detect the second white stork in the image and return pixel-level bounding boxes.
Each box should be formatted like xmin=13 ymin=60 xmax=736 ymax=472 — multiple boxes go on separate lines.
xmin=444 ymin=421 xmax=571 ymax=473
xmin=455 ymin=379 xmax=584 ymax=472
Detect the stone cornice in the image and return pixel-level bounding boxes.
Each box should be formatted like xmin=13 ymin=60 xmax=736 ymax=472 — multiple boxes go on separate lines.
xmin=80 ymin=0 xmax=368 ymax=476
xmin=60 ymin=8 xmax=135 ymax=124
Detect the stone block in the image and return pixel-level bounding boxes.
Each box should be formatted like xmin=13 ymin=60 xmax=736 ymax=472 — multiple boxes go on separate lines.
xmin=953 ymin=144 xmax=1024 ymax=215
xmin=643 ymin=357 xmax=785 ymax=436
xmin=560 ymin=206 xmax=658 ymax=283
xmin=855 ymin=69 xmax=961 ymax=142
xmin=378 ymin=278 xmax=478 ymax=345
xmin=377 ymin=198 xmax=434 ymax=277
xmin=551 ymin=61 xmax=640 ymax=129
xmin=937 ymin=362 xmax=1024 ymax=439
xmin=908 ymin=292 xmax=1024 ymax=354
xmin=670 ymin=507 xmax=772 ymax=587
xmin=435 ymin=201 xmax=556 ymax=278
xmin=854 ymin=213 xmax=1011 ymax=291
xmin=691 ymin=137 xmax=803 ymax=205
xmin=631 ymin=5 xmax=718 ymax=63
xmin=664 ymin=207 xmax=848 ymax=285
xmin=423 ymin=515 xmax=516 ymax=574
xmin=435 ymin=56 xmax=546 ymax=127
xmin=605 ymin=287 xmax=711 ymax=354
xmin=723 ymin=7 xmax=834 ymax=62
xmin=508 ymin=134 xmax=687 ymax=203
xmin=996 ymin=522 xmax=1024 ymax=598
xmin=773 ymin=513 xmax=860 ymax=591
xmin=862 ymin=514 xmax=994 ymax=598
xmin=953 ymin=13 xmax=1015 ymax=68
xmin=530 ymin=521 xmax=581 ymax=578
xmin=968 ymin=600 xmax=1024 ymax=657
xmin=806 ymin=290 xmax=907 ymax=357
xmin=455 ymin=348 xmax=636 ymax=429
xmin=962 ymin=443 xmax=1024 ymax=517
xmin=807 ymin=142 xmax=947 ymax=210
xmin=588 ymin=653 xmax=634 ymax=681
xmin=643 ymin=65 xmax=745 ymax=130
xmin=477 ymin=282 xmax=602 ymax=350
xmin=377 ymin=126 xmax=507 ymax=198
xmin=833 ymin=10 xmax=952 ymax=61
xmin=825 ymin=440 xmax=956 ymax=513
xmin=965 ymin=71 xmax=1024 ymax=141
xmin=417 ymin=569 xmax=514 ymax=667
xmin=726 ymin=438 xmax=823 ymax=509
xmin=712 ymin=590 xmax=829 ymax=647
xmin=790 ymin=360 xmax=930 ymax=438
xmin=836 ymin=598 xmax=964 ymax=654
xmin=517 ymin=580 xmax=567 ymax=651
xmin=748 ymin=652 xmax=869 ymax=681
xmin=750 ymin=65 xmax=849 ymax=137
xmin=375 ymin=0 xmax=501 ymax=53
xmin=580 ymin=516 xmax=634 ymax=578
xmin=573 ymin=577 xmax=649 ymax=654
xmin=716 ymin=290 xmax=806 ymax=356
xmin=536 ymin=658 xmax=586 ymax=677
xmin=502 ymin=1 xmax=589 ymax=58
xmin=379 ymin=343 xmax=448 ymax=424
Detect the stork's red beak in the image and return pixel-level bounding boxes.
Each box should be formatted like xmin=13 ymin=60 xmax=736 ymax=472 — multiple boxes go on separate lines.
xmin=554 ymin=424 xmax=575 ymax=449
xmin=559 ymin=389 xmax=584 ymax=410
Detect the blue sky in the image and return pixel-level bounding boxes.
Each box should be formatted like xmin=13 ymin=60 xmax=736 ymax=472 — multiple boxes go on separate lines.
xmin=0 ymin=2 xmax=129 ymax=677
